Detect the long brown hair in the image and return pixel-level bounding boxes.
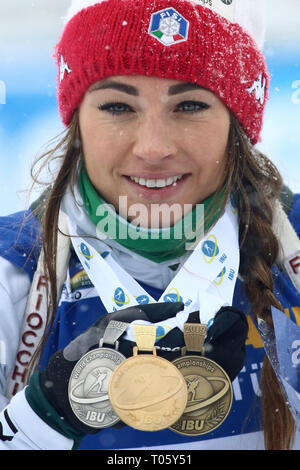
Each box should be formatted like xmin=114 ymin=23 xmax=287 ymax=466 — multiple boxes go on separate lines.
xmin=28 ymin=110 xmax=296 ymax=449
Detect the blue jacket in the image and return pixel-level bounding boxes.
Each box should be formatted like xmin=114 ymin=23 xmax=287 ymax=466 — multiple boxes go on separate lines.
xmin=0 ymin=194 xmax=299 ymax=450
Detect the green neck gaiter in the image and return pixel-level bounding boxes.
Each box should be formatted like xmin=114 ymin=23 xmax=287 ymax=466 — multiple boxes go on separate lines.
xmin=79 ymin=166 xmax=226 ymax=263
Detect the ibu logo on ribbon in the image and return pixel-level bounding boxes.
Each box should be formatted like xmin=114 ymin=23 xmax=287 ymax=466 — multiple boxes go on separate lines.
xmin=136 ymin=295 xmax=151 ymax=305
xmin=230 ymin=193 xmax=238 ymax=214
xmin=78 ymin=242 xmax=94 ymax=269
xmin=148 ymin=7 xmax=189 ymax=46
xmin=113 ymin=287 xmax=131 ymax=307
xmin=163 ymin=288 xmax=183 ymax=303
xmin=201 ymin=235 xmax=219 ymax=263
xmin=215 ymin=267 xmax=226 ymax=286
xmin=78 ymin=243 xmax=93 ymax=260
xmin=156 ymin=325 xmax=172 ymax=341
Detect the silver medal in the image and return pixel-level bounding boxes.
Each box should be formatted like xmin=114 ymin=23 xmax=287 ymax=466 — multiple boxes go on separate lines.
xmin=68 ymin=320 xmax=128 ymax=429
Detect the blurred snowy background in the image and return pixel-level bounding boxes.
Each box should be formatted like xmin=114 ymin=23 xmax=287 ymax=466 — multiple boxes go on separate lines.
xmin=0 ymin=0 xmax=299 ymax=216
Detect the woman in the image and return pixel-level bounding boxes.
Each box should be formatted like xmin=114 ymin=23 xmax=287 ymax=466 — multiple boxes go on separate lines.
xmin=0 ymin=0 xmax=299 ymax=451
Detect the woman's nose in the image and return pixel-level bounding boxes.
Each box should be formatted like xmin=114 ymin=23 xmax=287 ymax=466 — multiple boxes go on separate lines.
xmin=132 ymin=116 xmax=177 ymax=164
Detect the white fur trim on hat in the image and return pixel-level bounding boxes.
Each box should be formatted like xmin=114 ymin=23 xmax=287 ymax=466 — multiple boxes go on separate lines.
xmin=64 ymin=0 xmax=266 ymax=49
xmin=64 ymin=0 xmax=102 ymax=24
xmin=235 ymin=0 xmax=266 ymax=50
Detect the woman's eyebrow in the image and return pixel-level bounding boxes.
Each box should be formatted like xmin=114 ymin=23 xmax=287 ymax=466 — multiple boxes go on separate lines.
xmin=89 ymin=80 xmax=205 ymax=96
xmin=89 ymin=81 xmax=139 ymax=96
xmin=168 ymin=82 xmax=206 ymax=95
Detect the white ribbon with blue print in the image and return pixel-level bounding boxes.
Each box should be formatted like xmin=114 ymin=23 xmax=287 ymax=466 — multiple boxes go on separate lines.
xmin=67 ymin=199 xmax=240 ymax=342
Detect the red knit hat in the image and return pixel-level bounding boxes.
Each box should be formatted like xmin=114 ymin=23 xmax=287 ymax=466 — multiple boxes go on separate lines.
xmin=55 ymin=0 xmax=269 ymax=144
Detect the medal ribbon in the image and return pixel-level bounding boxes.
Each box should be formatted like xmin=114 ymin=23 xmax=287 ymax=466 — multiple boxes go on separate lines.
xmin=66 ymin=199 xmax=239 ymax=342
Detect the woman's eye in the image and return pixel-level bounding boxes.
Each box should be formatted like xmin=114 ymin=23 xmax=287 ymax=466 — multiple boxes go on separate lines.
xmin=97 ymin=100 xmax=210 ymax=116
xmin=176 ymin=101 xmax=210 ymax=113
xmin=98 ymin=102 xmax=133 ymax=115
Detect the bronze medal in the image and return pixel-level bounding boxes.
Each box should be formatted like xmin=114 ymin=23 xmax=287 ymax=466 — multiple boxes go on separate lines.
xmin=170 ymin=321 xmax=233 ymax=436
xmin=108 ymin=324 xmax=188 ymax=432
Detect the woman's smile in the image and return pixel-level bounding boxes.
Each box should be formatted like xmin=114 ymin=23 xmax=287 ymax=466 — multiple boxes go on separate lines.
xmin=122 ymin=173 xmax=191 ymax=202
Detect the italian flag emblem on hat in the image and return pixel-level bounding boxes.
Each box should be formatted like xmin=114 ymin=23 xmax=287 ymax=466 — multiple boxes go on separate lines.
xmin=148 ymin=7 xmax=189 ymax=46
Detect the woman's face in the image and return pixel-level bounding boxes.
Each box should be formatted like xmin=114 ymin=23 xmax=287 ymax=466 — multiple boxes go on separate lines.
xmin=79 ymin=75 xmax=230 ymax=227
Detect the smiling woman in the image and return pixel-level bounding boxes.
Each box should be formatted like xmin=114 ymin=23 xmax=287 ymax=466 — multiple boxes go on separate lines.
xmin=80 ymin=76 xmax=230 ymax=226
xmin=0 ymin=0 xmax=299 ymax=453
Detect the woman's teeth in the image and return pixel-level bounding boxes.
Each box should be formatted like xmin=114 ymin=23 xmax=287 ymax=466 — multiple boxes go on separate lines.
xmin=129 ymin=175 xmax=183 ymax=188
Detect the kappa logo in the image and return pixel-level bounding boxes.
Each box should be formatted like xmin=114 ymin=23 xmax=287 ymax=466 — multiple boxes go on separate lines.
xmin=59 ymin=55 xmax=72 ymax=82
xmin=247 ymin=72 xmax=266 ymax=105
xmin=148 ymin=8 xmax=189 ymax=46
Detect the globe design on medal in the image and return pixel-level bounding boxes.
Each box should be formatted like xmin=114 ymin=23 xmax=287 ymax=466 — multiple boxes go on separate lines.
xmin=109 ymin=354 xmax=188 ymax=431
xmin=185 ymin=375 xmax=219 ymax=417
xmin=68 ymin=348 xmax=126 ymax=429
xmin=83 ymin=367 xmax=110 ymax=399
xmin=170 ymin=356 xmax=233 ymax=436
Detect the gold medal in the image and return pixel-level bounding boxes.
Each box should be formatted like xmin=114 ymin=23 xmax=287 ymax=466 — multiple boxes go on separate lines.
xmin=170 ymin=321 xmax=233 ymax=436
xmin=108 ymin=324 xmax=188 ymax=432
